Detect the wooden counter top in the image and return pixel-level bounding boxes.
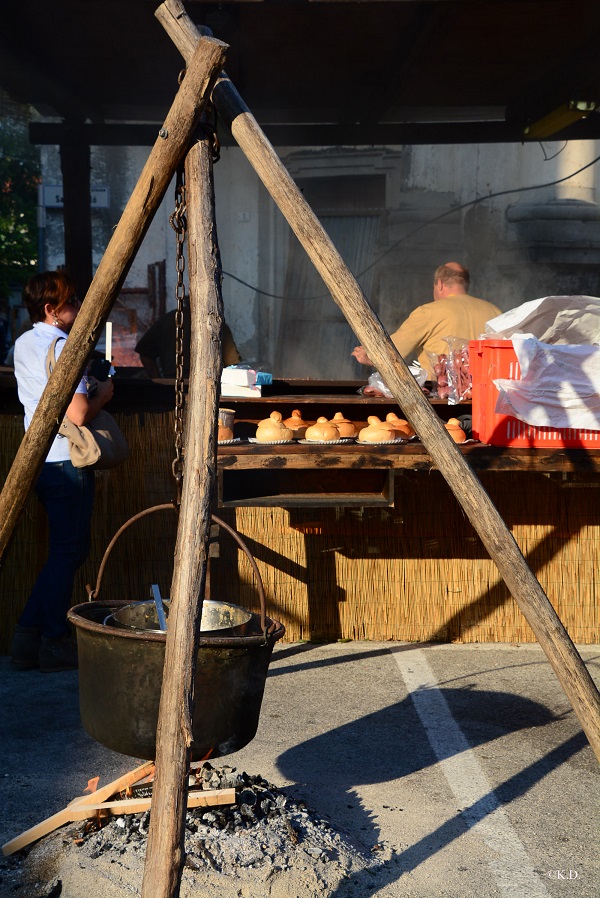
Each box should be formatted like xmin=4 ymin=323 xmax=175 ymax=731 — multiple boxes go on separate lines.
xmin=219 ymin=392 xmax=452 ymax=406
xmin=217 ymin=439 xmax=600 ymax=474
xmin=216 ymin=440 xmax=600 ymax=505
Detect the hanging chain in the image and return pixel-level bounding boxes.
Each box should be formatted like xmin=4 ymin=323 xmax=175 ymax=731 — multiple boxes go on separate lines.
xmin=169 ymin=163 xmax=187 ymax=507
xmin=167 ymin=115 xmax=221 ymax=506
xmin=203 ymin=102 xmax=221 ymax=164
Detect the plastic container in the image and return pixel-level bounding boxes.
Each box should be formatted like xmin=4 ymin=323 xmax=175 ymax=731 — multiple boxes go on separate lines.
xmin=469 ymin=338 xmax=600 ymax=448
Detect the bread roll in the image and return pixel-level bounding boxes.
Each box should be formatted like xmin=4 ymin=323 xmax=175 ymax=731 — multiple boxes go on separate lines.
xmin=329 ymin=412 xmax=357 ymax=438
xmin=255 ymin=411 xmax=294 ymax=442
xmin=358 ymin=415 xmax=398 ymax=443
xmin=385 ymin=413 xmax=415 ymax=439
xmin=445 ymin=420 xmax=467 ymax=442
xmin=304 ymin=416 xmax=340 ymax=442
xmin=283 ymin=409 xmax=308 ymax=438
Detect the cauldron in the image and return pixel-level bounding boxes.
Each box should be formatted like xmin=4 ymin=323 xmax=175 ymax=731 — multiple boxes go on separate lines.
xmin=105 ymin=597 xmax=252 ymax=637
xmin=68 ymin=601 xmax=284 ymax=760
xmin=67 ymin=509 xmax=285 ymax=761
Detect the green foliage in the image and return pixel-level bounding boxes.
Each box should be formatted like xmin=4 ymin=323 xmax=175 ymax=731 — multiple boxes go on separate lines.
xmin=0 ymin=101 xmax=40 ymax=299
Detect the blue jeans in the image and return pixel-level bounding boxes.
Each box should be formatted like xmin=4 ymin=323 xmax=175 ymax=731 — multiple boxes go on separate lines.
xmin=19 ymin=461 xmax=95 ymax=639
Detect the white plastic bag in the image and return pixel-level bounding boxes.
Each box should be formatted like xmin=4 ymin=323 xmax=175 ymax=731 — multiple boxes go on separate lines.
xmin=366 ymin=362 xmax=427 ymax=398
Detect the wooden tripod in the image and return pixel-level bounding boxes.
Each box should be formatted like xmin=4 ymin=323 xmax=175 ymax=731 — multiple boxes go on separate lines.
xmin=0 ymin=2 xmax=598 ymax=897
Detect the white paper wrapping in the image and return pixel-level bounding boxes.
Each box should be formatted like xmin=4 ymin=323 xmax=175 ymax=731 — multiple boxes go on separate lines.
xmin=494 ymin=334 xmax=600 ymax=431
xmin=485 ymin=295 xmax=600 ymax=343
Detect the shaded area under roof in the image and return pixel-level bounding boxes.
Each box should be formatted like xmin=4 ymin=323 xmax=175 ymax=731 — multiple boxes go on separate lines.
xmin=2 ymin=1 xmax=600 ymax=147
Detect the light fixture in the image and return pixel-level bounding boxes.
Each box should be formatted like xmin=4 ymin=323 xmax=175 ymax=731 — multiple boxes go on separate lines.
xmin=523 ymin=100 xmax=598 ymax=140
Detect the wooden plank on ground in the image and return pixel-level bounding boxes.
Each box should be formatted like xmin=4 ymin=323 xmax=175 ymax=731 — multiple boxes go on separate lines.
xmin=2 ymin=760 xmax=155 ymax=856
xmin=69 ymin=788 xmax=236 ymax=819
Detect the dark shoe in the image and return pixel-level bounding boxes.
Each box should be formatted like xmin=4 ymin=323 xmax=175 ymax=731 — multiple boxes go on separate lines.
xmin=11 ymin=625 xmax=41 ymax=670
xmin=39 ymin=635 xmax=79 ymax=672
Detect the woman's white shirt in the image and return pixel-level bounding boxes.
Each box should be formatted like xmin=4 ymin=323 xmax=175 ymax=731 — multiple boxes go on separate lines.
xmin=14 ymin=322 xmax=87 ymax=463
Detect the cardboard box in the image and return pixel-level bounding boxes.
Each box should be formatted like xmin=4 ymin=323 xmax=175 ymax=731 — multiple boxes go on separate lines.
xmin=469 ymin=338 xmax=600 ymax=448
xmin=221 ymin=366 xmax=257 ymax=387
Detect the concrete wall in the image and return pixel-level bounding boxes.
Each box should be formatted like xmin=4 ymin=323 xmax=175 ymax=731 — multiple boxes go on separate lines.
xmin=40 ymin=139 xmax=600 ymax=376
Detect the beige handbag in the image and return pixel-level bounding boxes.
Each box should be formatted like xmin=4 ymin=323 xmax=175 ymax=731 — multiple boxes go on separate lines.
xmin=46 ymin=338 xmax=129 ymax=470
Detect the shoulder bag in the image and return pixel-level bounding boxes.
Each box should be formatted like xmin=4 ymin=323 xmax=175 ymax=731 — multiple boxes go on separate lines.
xmin=45 ymin=337 xmax=129 ymax=470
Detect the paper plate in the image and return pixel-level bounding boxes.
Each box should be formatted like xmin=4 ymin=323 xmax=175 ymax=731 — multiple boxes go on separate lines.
xmin=298 ymin=438 xmax=355 ymax=445
xmin=355 ymin=438 xmax=408 ymax=445
xmin=248 ymin=437 xmax=295 ymax=445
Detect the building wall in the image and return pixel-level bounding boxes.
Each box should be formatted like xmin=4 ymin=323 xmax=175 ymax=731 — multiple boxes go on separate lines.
xmin=40 ymin=139 xmax=600 ymax=376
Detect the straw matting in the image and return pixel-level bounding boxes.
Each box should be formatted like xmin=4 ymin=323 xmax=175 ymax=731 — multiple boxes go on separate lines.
xmin=212 ymin=469 xmax=599 ymax=645
xmin=1 ymin=412 xmax=598 ymax=651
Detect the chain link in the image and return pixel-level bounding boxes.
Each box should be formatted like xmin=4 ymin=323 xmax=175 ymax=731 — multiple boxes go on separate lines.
xmin=168 ymin=127 xmax=221 ymax=506
xmin=169 ymin=164 xmax=187 ymax=507
xmin=204 ymin=103 xmax=221 ymax=163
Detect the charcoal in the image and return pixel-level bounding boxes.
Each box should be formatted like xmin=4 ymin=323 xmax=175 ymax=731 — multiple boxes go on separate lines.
xmin=237 ymin=788 xmax=256 ymax=807
xmin=26 ymin=765 xmax=381 ymax=895
xmin=220 ymin=772 xmax=243 ymax=789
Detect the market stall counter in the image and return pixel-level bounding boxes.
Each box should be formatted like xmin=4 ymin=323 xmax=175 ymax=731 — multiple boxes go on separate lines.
xmin=1 ymin=372 xmax=599 ymax=648
xmin=216 ymin=380 xmax=600 ymax=506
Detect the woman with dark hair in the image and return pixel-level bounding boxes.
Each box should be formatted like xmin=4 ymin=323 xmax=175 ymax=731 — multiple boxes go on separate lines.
xmin=11 ymin=271 xmax=114 ymax=672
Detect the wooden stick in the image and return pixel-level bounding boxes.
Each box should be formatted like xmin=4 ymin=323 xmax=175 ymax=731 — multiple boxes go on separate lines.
xmin=3 ymin=787 xmax=234 ymax=856
xmin=2 ymin=760 xmax=155 ymax=856
xmin=69 ymin=788 xmax=236 ymax=818
xmin=0 ymin=34 xmax=227 ymax=561
xmin=140 ymin=136 xmax=224 ymax=897
xmin=156 ymin=0 xmax=600 ymax=763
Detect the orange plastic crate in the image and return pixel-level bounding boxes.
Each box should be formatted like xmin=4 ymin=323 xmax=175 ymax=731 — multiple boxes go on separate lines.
xmin=469 ymin=338 xmax=600 ymax=448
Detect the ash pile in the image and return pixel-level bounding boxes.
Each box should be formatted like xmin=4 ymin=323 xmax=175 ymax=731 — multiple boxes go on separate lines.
xmin=17 ymin=763 xmax=389 ymax=898
xmin=93 ymin=763 xmax=377 ymax=877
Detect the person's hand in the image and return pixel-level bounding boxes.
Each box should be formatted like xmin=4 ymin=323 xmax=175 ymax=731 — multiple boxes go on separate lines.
xmin=351 ymin=345 xmax=373 ymax=366
xmin=67 ymin=377 xmax=115 ymax=425
xmin=96 ymin=378 xmax=114 ymax=406
xmin=362 ymin=386 xmax=386 ymax=397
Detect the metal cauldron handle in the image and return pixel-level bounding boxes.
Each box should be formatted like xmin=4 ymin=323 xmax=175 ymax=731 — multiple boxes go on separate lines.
xmin=86 ymin=504 xmax=269 ymax=632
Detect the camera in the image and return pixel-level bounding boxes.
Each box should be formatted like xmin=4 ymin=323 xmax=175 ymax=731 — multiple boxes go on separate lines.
xmin=89 ymin=358 xmax=113 ymax=381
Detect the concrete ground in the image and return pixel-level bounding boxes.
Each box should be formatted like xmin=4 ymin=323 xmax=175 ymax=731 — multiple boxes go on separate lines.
xmin=1 ymin=640 xmax=599 ymax=897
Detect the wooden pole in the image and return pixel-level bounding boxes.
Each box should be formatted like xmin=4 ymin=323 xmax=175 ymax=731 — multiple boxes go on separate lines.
xmin=140 ymin=135 xmax=224 ymax=898
xmin=156 ymin=0 xmax=600 ymax=762
xmin=0 ymin=35 xmax=227 ymax=561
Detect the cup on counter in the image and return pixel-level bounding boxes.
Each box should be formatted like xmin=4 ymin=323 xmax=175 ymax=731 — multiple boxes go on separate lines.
xmin=218 ymin=408 xmax=235 ymax=430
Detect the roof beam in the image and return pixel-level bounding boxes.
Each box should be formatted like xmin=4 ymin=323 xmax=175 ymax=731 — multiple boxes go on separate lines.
xmin=29 ymin=116 xmax=600 ymax=148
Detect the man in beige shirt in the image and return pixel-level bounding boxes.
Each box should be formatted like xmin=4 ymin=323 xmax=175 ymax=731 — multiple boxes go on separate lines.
xmin=352 ymin=262 xmax=501 ymax=379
